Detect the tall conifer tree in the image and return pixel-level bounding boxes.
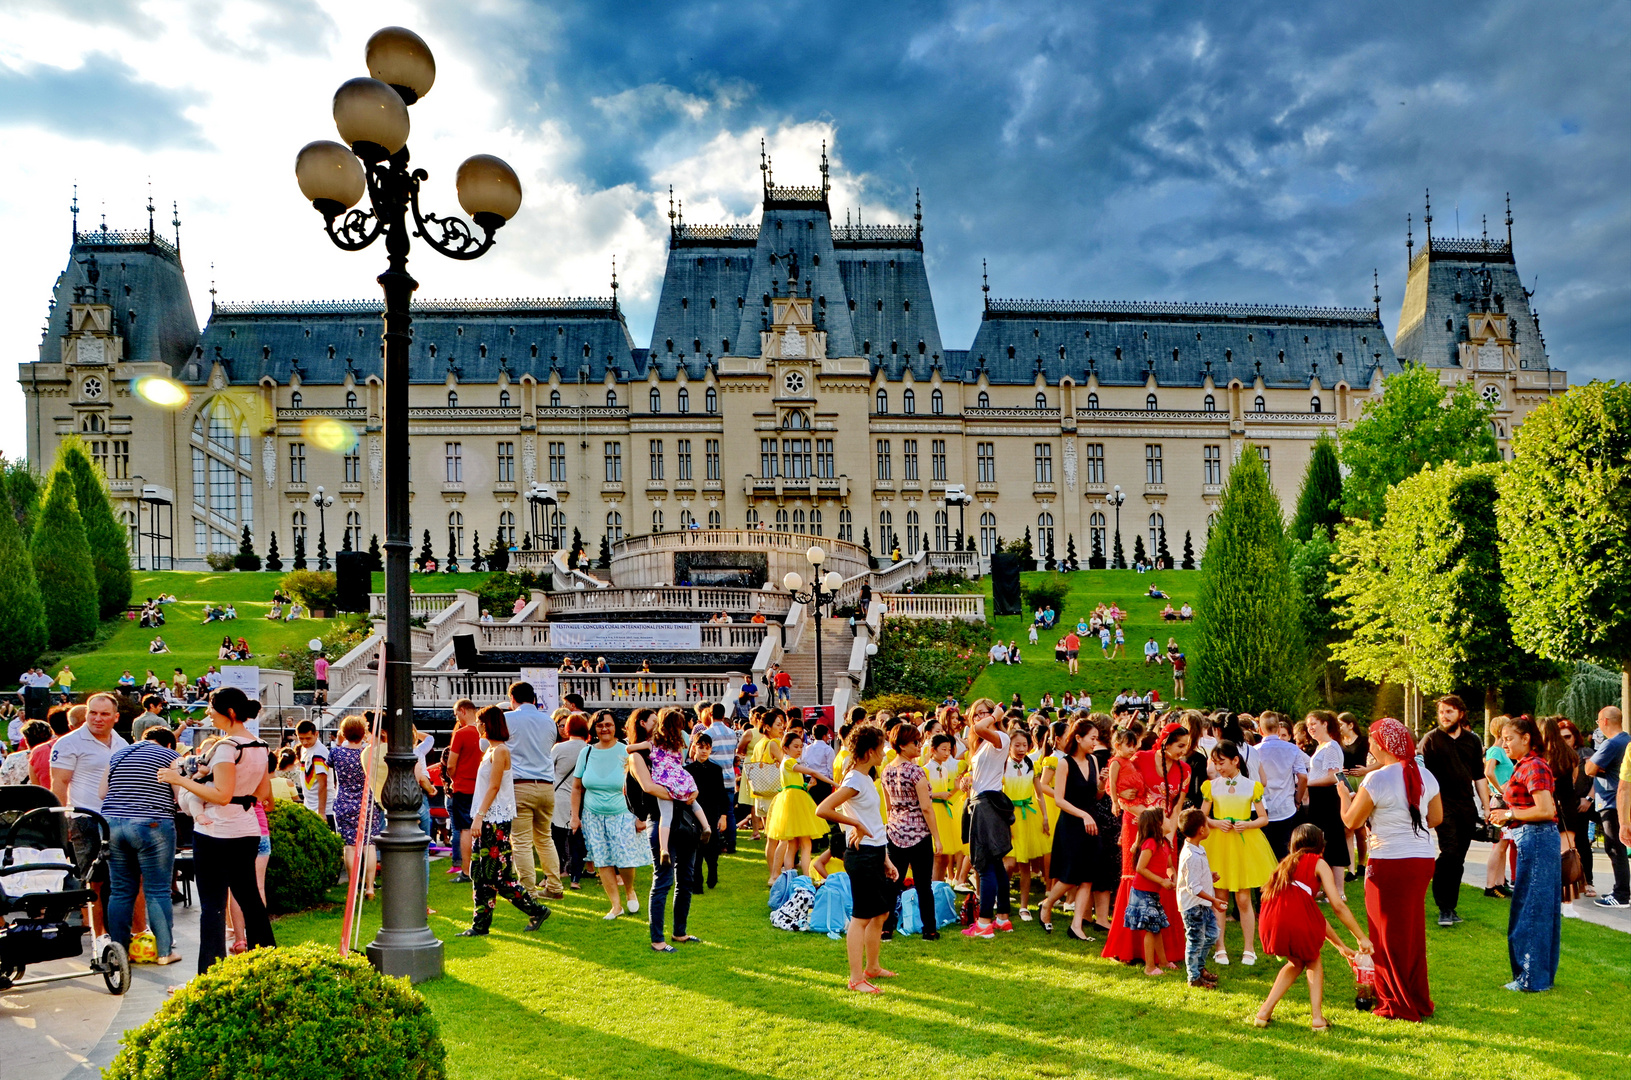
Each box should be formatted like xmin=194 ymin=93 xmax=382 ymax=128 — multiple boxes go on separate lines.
xmin=31 ymin=468 xmax=99 ymax=649
xmin=59 ymin=437 xmax=133 ymax=618
xmin=1290 ymin=433 xmax=1345 ymax=543
xmin=0 ymin=481 xmax=47 ymax=675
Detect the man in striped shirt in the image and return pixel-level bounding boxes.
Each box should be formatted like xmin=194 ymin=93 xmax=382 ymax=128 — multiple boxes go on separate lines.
xmin=103 ymin=727 xmax=183 ymax=966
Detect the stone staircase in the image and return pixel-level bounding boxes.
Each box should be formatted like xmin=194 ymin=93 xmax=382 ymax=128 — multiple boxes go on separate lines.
xmin=775 ymin=621 xmax=858 ymax=710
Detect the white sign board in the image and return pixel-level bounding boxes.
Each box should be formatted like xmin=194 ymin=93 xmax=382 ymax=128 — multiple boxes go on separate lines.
xmin=518 ymin=668 xmax=560 ymax=714
xmin=217 ymin=666 xmax=261 ymax=697
xmin=547 ymin=622 xmax=702 ymax=651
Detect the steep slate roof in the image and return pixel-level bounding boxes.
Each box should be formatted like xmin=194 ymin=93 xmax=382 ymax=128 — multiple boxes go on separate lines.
xmin=966 ymin=299 xmax=1399 ymax=388
xmin=188 ymin=297 xmax=637 ymax=387
xmin=40 ymin=227 xmax=199 ymax=369
xmin=1393 ymin=237 xmax=1550 ymax=369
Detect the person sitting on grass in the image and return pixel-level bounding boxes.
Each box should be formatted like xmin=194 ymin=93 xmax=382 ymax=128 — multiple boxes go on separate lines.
xmin=149 ymin=636 xmax=171 ymax=654
xmin=223 ymin=604 xmax=238 ymax=620
xmin=285 ymin=600 xmax=305 ymax=621
xmin=235 ymin=638 xmax=251 ymax=659
xmin=218 ymin=635 xmax=235 ymax=660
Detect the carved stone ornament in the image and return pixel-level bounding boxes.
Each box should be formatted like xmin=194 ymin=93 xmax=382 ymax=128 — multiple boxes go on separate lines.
xmin=369 ymin=435 xmax=383 ymax=487
xmin=262 ymin=436 xmax=276 ymax=489
xmin=781 ymin=330 xmax=806 ymax=358
xmin=522 ymin=434 xmax=536 ymax=483
xmin=1062 ymin=439 xmax=1077 ymax=491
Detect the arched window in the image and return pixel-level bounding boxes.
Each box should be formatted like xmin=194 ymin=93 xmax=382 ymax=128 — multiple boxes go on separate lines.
xmin=931 ymin=389 xmax=944 ymax=414
xmin=705 ymin=386 xmax=718 ymax=413
xmin=809 ymin=508 xmax=823 ymax=536
xmin=1310 ymin=396 xmax=1321 ymax=413
xmin=447 ymin=390 xmax=459 ymax=408
xmin=605 ymin=510 xmax=623 ymax=543
xmin=291 ymin=510 xmax=307 ymax=551
xmin=875 ymin=388 xmax=888 ymax=414
xmin=784 ymin=410 xmax=809 ymax=430
xmin=838 ymin=508 xmax=852 ymax=541
xmin=934 ymin=509 xmax=948 ymax=551
xmin=1037 ymin=512 xmax=1054 ymax=559
xmin=1086 ymin=392 xmax=1099 ymax=410
xmin=549 ymin=389 xmax=562 ymax=407
xmin=903 ymin=389 xmax=916 ymax=414
xmin=651 ymin=508 xmax=664 ymax=533
xmin=1148 ymin=512 xmax=1164 ymax=561
xmin=745 ymin=507 xmax=759 ymax=529
xmin=547 ymin=510 xmax=565 ymax=548
xmin=679 ymin=508 xmax=695 ymax=530
xmin=1254 ymin=395 xmax=1266 ymax=412
xmin=649 ymin=387 xmax=662 ymax=412
xmin=775 ymin=508 xmax=789 ymax=532
xmin=1036 ymin=392 xmax=1048 ymax=409
xmin=498 ymin=510 xmax=515 ymax=547
xmin=979 ymin=512 xmax=997 ymax=556
xmin=1146 ymin=393 xmax=1158 ymax=411
xmin=82 ymin=412 xmax=105 ymax=433
xmin=499 ymin=389 xmax=511 ymax=407
xmin=707 ymin=509 xmax=721 ymax=529
xmin=346 ymin=390 xmax=358 ymax=408
xmin=447 ymin=510 xmax=464 ymax=557
xmin=878 ymin=509 xmax=894 ymax=553
xmin=792 ymin=508 xmax=806 ymax=534
xmin=290 ymin=391 xmax=303 ymax=409
xmin=606 ymin=389 xmax=618 ymax=407
xmin=345 ymin=510 xmax=362 ymax=551
xmin=677 ymin=387 xmax=690 ymax=413
xmin=906 ymin=509 xmax=921 ymax=554
xmin=977 ymin=391 xmax=990 ymax=408
xmin=1089 ymin=512 xmax=1106 ymax=560
xmin=1203 ymin=393 xmax=1215 ymax=412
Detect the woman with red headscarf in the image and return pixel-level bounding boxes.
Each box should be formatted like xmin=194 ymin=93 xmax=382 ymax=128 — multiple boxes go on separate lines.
xmin=1103 ymin=721 xmax=1191 ymax=965
xmin=1342 ymin=717 xmax=1444 ymax=1021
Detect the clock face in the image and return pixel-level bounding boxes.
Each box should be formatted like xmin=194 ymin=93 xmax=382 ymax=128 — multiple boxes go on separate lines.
xmin=783 ymin=370 xmax=806 ymax=395
xmin=82 ymin=376 xmax=104 ymax=399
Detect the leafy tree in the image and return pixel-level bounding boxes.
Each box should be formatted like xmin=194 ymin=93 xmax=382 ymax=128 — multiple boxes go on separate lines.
xmin=416 ymin=530 xmax=433 ymax=570
xmin=1339 ymin=364 xmax=1497 ymax=521
xmin=265 ymin=532 xmax=282 ymax=572
xmin=366 ymin=534 xmax=383 ymax=572
xmin=3 ymin=458 xmax=41 ymax=542
xmin=596 ymin=533 xmax=612 ymax=569
xmin=292 ymin=532 xmax=307 ymax=571
xmin=1181 ymin=530 xmax=1195 ymax=570
xmin=469 ymin=531 xmax=485 ymax=572
xmin=1089 ymin=532 xmax=1105 ymax=570
xmin=0 ymin=479 xmax=47 ymax=676
xmin=1132 ymin=533 xmax=1147 ymax=566
xmin=59 ymin=438 xmax=132 ymax=618
xmin=1193 ymin=448 xmax=1308 ymax=713
xmin=1290 ymin=432 xmax=1344 ymax=542
xmin=235 ymin=523 xmax=261 ymax=572
xmin=1111 ymin=530 xmax=1125 ymax=570
xmin=1157 ymin=528 xmax=1172 ymax=568
xmin=1064 ymin=533 xmax=1078 ymax=572
xmin=1497 ymin=381 xmax=1631 ymax=712
xmin=30 ymin=468 xmax=99 ymax=649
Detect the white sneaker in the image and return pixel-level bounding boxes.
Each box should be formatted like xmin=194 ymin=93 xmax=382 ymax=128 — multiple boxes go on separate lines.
xmin=1241 ymin=951 xmax=1258 ymax=966
xmin=1212 ymin=951 xmax=1230 ymax=966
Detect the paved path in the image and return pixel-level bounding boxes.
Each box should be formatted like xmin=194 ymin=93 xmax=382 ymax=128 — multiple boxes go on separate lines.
xmin=1463 ymin=837 xmax=1631 ymax=934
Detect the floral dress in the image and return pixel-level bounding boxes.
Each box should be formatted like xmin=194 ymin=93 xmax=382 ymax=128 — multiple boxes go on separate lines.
xmin=329 ymin=743 xmax=382 ymax=846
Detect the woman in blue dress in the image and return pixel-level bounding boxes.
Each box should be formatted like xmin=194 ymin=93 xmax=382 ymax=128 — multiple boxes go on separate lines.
xmin=330 ymin=715 xmax=384 ymax=899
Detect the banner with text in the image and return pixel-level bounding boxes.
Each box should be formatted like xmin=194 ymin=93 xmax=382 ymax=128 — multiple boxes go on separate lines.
xmin=547 ymin=622 xmax=702 ymax=651
xmin=517 ymin=668 xmax=561 ymax=714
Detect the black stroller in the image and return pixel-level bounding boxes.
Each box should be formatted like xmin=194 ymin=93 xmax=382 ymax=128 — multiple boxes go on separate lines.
xmin=0 ymin=785 xmax=130 ymax=995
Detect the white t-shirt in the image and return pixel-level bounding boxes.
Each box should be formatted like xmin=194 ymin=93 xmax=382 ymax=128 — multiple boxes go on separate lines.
xmin=1177 ymin=840 xmax=1214 ymax=911
xmin=969 ymin=730 xmax=1011 ymax=795
xmin=841 ymin=770 xmax=887 ymax=847
xmin=1360 ymin=759 xmax=1442 ymax=860
xmin=300 ymin=742 xmax=331 ymax=816
xmin=1308 ymin=740 xmax=1345 ymax=783
xmin=49 ymin=726 xmax=129 ymax=810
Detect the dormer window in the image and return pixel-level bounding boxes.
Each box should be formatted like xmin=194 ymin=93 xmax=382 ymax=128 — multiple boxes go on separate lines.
xmin=290 ymin=391 xmax=302 ymax=408
xmin=447 ymin=391 xmax=459 ymax=408
xmin=499 ymin=389 xmax=511 ymax=407
xmin=903 ymin=389 xmax=916 ymax=414
xmin=932 ymin=389 xmax=944 ymax=415
xmin=978 ymin=391 xmax=990 ymax=408
xmin=346 ymin=390 xmax=358 ymax=408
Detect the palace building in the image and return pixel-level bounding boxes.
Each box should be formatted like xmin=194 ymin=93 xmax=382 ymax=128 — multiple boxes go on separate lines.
xmin=20 ymin=165 xmax=1567 ymax=569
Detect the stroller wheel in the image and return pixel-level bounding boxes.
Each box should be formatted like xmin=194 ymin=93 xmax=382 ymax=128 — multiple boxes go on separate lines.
xmin=100 ymin=941 xmax=131 ymax=995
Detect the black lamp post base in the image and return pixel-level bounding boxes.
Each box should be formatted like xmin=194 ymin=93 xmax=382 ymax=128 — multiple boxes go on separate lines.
xmin=365 ymin=930 xmax=444 ymax=984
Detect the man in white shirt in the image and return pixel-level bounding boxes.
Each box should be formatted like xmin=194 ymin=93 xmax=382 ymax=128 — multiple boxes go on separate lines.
xmin=1253 ymin=713 xmax=1309 ymax=860
xmin=505 ymin=681 xmax=562 ymax=900
xmin=49 ymin=692 xmax=128 ymax=944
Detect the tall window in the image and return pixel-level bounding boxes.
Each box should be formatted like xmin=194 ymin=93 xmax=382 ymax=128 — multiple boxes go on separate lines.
xmin=707 ymin=509 xmax=721 ymax=529
xmin=680 ymin=508 xmax=695 ymax=529
xmin=291 ymin=510 xmax=307 ymax=550
xmin=977 ymin=391 xmax=990 ymax=408
xmin=979 ymin=512 xmax=997 ymax=556
xmin=496 ymin=441 xmax=514 ymax=483
xmin=878 ymin=509 xmax=894 ymax=553
xmin=445 ymin=442 xmax=463 ymax=483
xmin=775 ymin=508 xmax=789 ymax=532
xmin=977 ymin=442 xmax=996 ymax=483
xmin=705 ymin=386 xmax=717 ymax=413
xmin=548 ymin=510 xmax=565 ymax=548
xmin=652 ymin=508 xmax=665 ymax=533
xmin=902 ymin=439 xmax=919 ymax=482
xmin=289 ymin=442 xmax=307 ymax=484
xmin=761 ymin=438 xmax=778 ymax=478
xmin=1034 ymin=443 xmax=1053 ymax=483
xmin=782 ymin=438 xmax=811 ymax=480
xmin=838 ymin=508 xmax=853 ymax=542
xmin=447 ymin=510 xmax=464 ymax=556
xmin=1254 ymin=395 xmax=1266 ymax=412
xmin=745 ymin=507 xmax=759 ymax=529
xmin=705 ymin=439 xmax=720 ymax=481
xmin=649 ymin=439 xmax=664 ymax=481
xmin=1036 ymin=392 xmax=1048 ymax=409
xmin=1257 ymin=445 xmax=1271 ymax=479
xmin=931 ymin=439 xmax=947 ymax=481
xmin=606 ymin=389 xmax=618 ymax=407
xmin=1203 ymin=444 xmax=1222 ymax=485
xmin=193 ymin=398 xmax=252 ymax=541
xmin=345 ymin=510 xmax=362 ymax=550
xmin=549 ymin=442 xmax=566 ymax=482
xmin=650 ymin=387 xmax=662 ymax=412
xmin=815 ymin=439 xmax=834 ymax=479
xmin=676 ymin=439 xmax=692 ymax=481
xmin=1090 ymin=511 xmax=1106 ymax=556
xmin=1037 ymin=512 xmax=1054 ymax=557
xmin=809 ymin=509 xmax=823 ymax=536
xmin=603 ymin=441 xmax=622 ymax=482
xmin=903 ymin=388 xmax=916 ymax=414
xmin=1146 ymin=393 xmax=1158 ymax=411
xmin=906 ymin=509 xmax=921 ymax=554
xmin=934 ymin=509 xmax=948 ymax=550
xmin=1144 ymin=443 xmax=1163 ymax=484
xmin=1086 ymin=392 xmax=1099 ymax=409
xmin=1148 ymin=512 xmax=1164 ymax=558
xmin=344 ymin=446 xmax=361 ymax=483
xmin=1203 ymin=393 xmax=1216 ymax=412
xmin=1084 ymin=443 xmax=1104 ymax=484
xmin=875 ymin=388 xmax=888 ymax=414
xmin=932 ymin=389 xmax=944 ymax=414
xmin=876 ymin=440 xmax=892 ymax=481
xmin=606 ymin=510 xmax=623 ymax=543
xmin=793 ymin=509 xmax=806 ymax=534
xmin=498 ymin=510 xmax=515 ymax=547
xmin=110 ymin=439 xmax=130 ymax=480
xmin=678 ymin=387 xmax=690 ymax=413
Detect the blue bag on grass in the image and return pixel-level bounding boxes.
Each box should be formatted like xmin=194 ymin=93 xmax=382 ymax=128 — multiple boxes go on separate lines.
xmin=895 ymin=888 xmax=924 ymax=935
xmin=768 ymin=868 xmax=796 ymax=909
xmin=809 ymin=871 xmax=853 ymax=937
xmin=933 ymin=881 xmax=961 ymax=928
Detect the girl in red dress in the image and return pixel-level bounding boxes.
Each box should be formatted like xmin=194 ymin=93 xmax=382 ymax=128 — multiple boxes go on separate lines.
xmin=1254 ymin=824 xmax=1372 ymax=1032
xmin=1103 ymin=723 xmax=1191 ymax=965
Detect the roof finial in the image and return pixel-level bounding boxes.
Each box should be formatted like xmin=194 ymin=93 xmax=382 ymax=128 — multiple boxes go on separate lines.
xmin=914 ymin=188 xmax=922 ymax=237
xmin=676 ymin=197 xmax=682 ymax=230
xmin=147 ymin=179 xmax=155 ymax=242
xmin=1423 ymin=187 xmax=1432 ymax=244
xmin=981 ymin=258 xmax=990 ymax=312
xmin=172 ymin=201 xmax=181 ymax=254
xmin=1505 ymin=192 xmax=1513 ymax=248
xmin=1406 ymin=213 xmax=1413 ymax=269
xmin=70 ymin=183 xmax=79 ymax=241
xmin=1373 ymin=268 xmax=1381 ymax=318
xmin=820 ymin=139 xmax=829 ymax=198
xmin=610 ymin=255 xmax=619 ymax=316
xmin=1482 ymin=213 xmax=1488 ymax=245
xmin=667 ymin=185 xmax=675 ymax=231
xmin=209 ymin=262 xmax=217 ymax=313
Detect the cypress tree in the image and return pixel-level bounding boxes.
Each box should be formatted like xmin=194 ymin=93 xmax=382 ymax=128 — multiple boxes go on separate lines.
xmin=1182 ymin=530 xmax=1195 ymax=570
xmin=965 ymin=534 xmax=976 ymax=553
xmin=340 ymin=528 xmax=353 ymax=553
xmin=469 ymin=531 xmax=485 ymax=572
xmin=1112 ymin=530 xmax=1126 ymax=570
xmin=1089 ymin=532 xmax=1105 ymax=570
xmin=235 ymin=523 xmax=261 ymax=571
xmin=487 ymin=534 xmax=509 ymax=572
xmin=862 ymin=528 xmax=874 ymax=569
xmin=596 ymin=533 xmax=612 ymax=569
xmin=1132 ymin=533 xmax=1147 ymax=566
xmin=1044 ymin=531 xmax=1057 ymax=571
xmin=31 ymin=468 xmax=99 ymax=649
xmin=1194 ymin=447 xmax=1308 ymax=713
xmin=1065 ymin=534 xmax=1078 ymax=572
xmin=293 ymin=532 xmax=308 ymax=571
xmin=1157 ymin=528 xmax=1172 ymax=568
xmin=316 ymin=528 xmax=330 ymax=571
xmin=1290 ymin=432 xmax=1345 ymax=543
xmin=366 ymin=534 xmax=383 ymax=572
xmin=3 ymin=459 xmax=42 ymax=543
xmin=1020 ymin=526 xmax=1034 ymax=562
xmin=417 ymin=529 xmax=433 ymax=570
xmin=60 ymin=438 xmax=133 ymax=618
xmin=446 ymin=533 xmax=459 ymax=572
xmin=568 ymin=527 xmax=583 ymax=569
xmin=265 ymin=532 xmax=283 ymax=572
xmin=0 ymin=480 xmax=47 ymax=676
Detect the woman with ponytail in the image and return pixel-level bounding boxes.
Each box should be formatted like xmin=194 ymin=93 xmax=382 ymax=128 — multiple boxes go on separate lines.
xmin=1341 ymin=717 xmax=1444 ymax=1021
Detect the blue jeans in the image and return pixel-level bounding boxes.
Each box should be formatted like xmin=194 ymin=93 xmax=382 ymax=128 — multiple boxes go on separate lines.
xmin=106 ymin=817 xmax=177 ymax=958
xmin=1182 ymin=904 xmax=1219 ymax=982
xmin=647 ymin=822 xmax=697 ymax=943
xmin=420 ymin=801 xmax=434 ymax=891
xmin=1508 ymin=823 xmax=1561 ymax=991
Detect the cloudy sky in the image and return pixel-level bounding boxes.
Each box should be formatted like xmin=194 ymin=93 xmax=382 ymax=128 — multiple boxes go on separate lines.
xmin=2 ymin=0 xmax=1627 ymax=459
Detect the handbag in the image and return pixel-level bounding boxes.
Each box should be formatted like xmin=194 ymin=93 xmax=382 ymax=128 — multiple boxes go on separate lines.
xmin=1560 ymin=834 xmax=1586 ymax=903
xmin=747 ymin=760 xmax=782 ymax=798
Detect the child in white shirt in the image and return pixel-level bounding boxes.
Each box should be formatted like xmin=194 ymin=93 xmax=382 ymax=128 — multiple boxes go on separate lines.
xmin=1177 ymin=808 xmax=1229 ymax=988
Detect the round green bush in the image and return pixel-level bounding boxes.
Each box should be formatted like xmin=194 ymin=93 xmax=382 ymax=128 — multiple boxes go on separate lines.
xmin=105 ymin=942 xmax=446 ymax=1080
xmin=266 ymin=800 xmax=344 ymax=914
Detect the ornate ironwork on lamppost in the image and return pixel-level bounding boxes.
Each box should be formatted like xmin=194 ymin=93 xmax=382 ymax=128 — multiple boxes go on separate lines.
xmin=295 ymin=25 xmax=522 ymax=983
xmin=312 ymin=487 xmax=335 ymax=571
xmin=1110 ymin=484 xmax=1126 ymax=570
xmin=783 ymin=545 xmax=844 ymax=716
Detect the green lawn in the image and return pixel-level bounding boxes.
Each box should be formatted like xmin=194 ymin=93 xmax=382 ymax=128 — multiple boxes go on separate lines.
xmin=273 ymin=841 xmax=1623 ymax=1080
xmin=966 ymin=569 xmax=1201 ymax=711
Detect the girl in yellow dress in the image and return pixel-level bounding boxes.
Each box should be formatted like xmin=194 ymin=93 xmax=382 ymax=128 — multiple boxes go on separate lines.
xmin=746 ymin=714 xmax=786 ymax=875
xmin=766 ymin=731 xmax=827 ymax=882
xmin=924 ymin=734 xmax=968 ymax=882
xmin=1002 ymin=728 xmax=1051 ymax=919
xmin=1199 ymin=740 xmax=1277 ymax=966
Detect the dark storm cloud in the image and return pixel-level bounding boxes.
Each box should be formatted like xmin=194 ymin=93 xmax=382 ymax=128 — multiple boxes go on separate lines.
xmin=428 ymin=0 xmax=1630 ymax=382
xmin=0 ymin=52 xmax=208 ymax=150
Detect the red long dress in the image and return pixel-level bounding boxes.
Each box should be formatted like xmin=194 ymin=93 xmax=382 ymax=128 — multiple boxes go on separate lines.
xmin=1259 ymin=852 xmax=1327 ymax=965
xmin=1102 ymin=750 xmax=1189 ymax=964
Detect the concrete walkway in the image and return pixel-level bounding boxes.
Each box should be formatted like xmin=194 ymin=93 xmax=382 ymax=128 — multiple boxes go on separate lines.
xmin=1464 ymin=837 xmax=1631 ymax=934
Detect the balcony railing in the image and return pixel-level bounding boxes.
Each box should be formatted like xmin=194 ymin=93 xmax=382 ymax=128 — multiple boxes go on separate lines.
xmin=369 ymin=592 xmax=457 ymax=617
xmin=469 ymin=621 xmax=769 ymax=651
xmin=879 ymin=593 xmax=986 ymax=621
xmin=611 ymin=528 xmax=870 ymax=563
xmin=411 ymin=671 xmax=741 ymax=708
xmin=539 ymin=585 xmax=792 ymax=617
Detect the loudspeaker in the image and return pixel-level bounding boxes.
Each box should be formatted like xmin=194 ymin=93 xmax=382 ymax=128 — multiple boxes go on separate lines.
xmin=335 ymin=551 xmax=371 ymax=613
xmin=990 ymin=552 xmax=1026 ymax=616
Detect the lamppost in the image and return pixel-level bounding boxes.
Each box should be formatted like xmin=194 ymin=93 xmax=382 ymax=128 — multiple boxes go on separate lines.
xmin=312 ymin=486 xmax=335 ymax=571
xmin=783 ymin=545 xmax=844 ymax=715
xmin=526 ymin=483 xmax=558 ymax=551
xmin=294 ymin=25 xmax=522 ymax=983
xmin=1109 ymin=484 xmax=1126 ymax=570
xmin=945 ymin=483 xmax=973 ymax=555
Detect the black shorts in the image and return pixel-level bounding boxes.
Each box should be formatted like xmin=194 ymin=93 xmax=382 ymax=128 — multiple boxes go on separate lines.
xmin=1066 ymin=649 xmax=1079 ymax=659
xmin=449 ymin=791 xmax=474 ymax=831
xmin=847 ymin=844 xmax=892 ymax=920
xmin=314 ymin=680 xmax=328 ymax=691
xmin=69 ymin=815 xmax=109 ymax=885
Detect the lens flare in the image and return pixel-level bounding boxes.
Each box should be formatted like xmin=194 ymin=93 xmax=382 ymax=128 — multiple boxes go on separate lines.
xmin=301 ymin=417 xmax=360 ymax=453
xmin=132 ymin=376 xmax=189 ymax=408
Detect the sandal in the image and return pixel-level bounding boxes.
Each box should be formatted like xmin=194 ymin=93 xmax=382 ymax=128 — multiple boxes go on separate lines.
xmin=847 ymin=979 xmax=884 ymax=994
xmin=1311 ymin=1021 xmax=1331 ymax=1034
xmin=154 ymin=953 xmax=184 ymax=966
xmin=864 ymin=967 xmax=897 ymax=979
xmin=1250 ymin=1015 xmax=1272 ymax=1028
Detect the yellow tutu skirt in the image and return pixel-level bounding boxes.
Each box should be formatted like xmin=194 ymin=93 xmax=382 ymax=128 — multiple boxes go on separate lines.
xmin=766 ymin=787 xmax=823 ymax=841
xmin=1202 ymin=828 xmax=1278 ymax=891
xmin=1009 ymin=798 xmax=1051 ymax=863
xmin=933 ymin=795 xmax=968 ymax=856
